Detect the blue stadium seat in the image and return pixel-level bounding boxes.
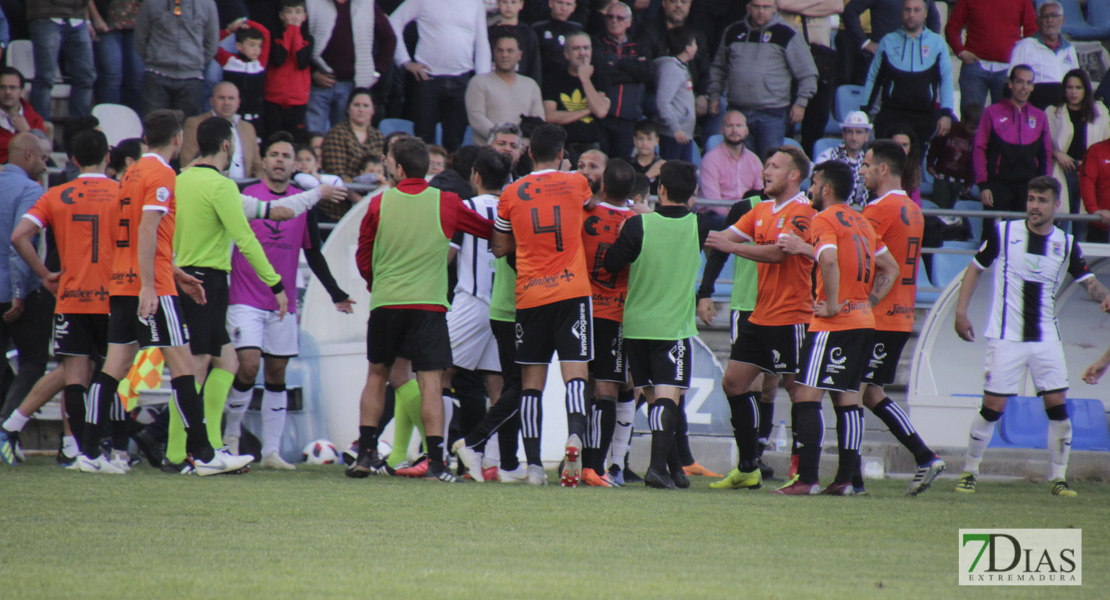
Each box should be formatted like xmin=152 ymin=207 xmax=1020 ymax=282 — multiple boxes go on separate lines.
xmin=914 ymin=256 xmax=940 ymax=306
xmin=782 ymin=137 xmax=803 ymax=151
xmin=435 ymin=122 xmax=442 ymax=145
xmin=378 ymin=118 xmax=414 ymax=135
xmin=463 ymin=126 xmax=473 ymax=147
xmin=930 ymin=252 xmax=972 ymax=288
xmin=824 ymin=112 xmax=841 ymax=136
xmin=953 ymin=200 xmax=984 ymax=242
xmin=941 ymin=239 xmax=978 ymax=251
xmin=705 ymin=134 xmax=723 ymax=153
xmin=921 ymin=199 xmax=939 ymax=210
xmin=1043 ymin=0 xmax=1110 ymax=40
xmin=833 ymin=85 xmax=865 ymax=123
xmin=812 ymin=137 xmax=841 ymax=161
xmin=988 ymin=397 xmax=1110 ymax=450
xmin=1068 ymin=399 xmax=1110 ymax=451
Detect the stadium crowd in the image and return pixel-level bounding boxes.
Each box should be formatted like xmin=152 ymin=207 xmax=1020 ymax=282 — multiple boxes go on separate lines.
xmin=0 ymin=0 xmax=1109 ymax=493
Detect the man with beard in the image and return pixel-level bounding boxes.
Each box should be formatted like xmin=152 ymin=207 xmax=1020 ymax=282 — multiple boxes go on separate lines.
xmin=699 ymin=110 xmax=764 ymax=228
xmin=577 ymin=149 xmax=608 ymax=203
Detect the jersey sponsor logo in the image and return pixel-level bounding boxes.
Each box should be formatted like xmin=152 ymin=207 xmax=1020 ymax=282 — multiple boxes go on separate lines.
xmin=60 ymin=285 xmax=110 ymax=303
xmin=668 ymin=341 xmax=687 ymax=380
xmin=829 ymin=347 xmax=847 ymax=365
xmin=583 ymin=215 xmax=616 ymax=236
xmin=772 ymin=348 xmax=785 ymax=370
xmin=843 ymin=300 xmax=870 ymax=314
xmin=572 ymin=302 xmax=589 ymax=357
xmin=871 ymin=343 xmax=887 ymax=361
xmin=514 ymin=323 xmax=524 ymax=350
xmin=111 ymin=269 xmax=139 ymax=284
xmin=155 ymin=187 xmax=170 ymax=203
xmin=886 ymin=304 xmax=913 ymax=317
xmin=523 ymin=268 xmax=576 ymax=291
xmin=791 ymin=216 xmax=810 ymax=233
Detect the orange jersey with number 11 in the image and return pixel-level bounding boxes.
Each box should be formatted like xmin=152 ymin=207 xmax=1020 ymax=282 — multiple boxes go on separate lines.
xmin=809 ymin=204 xmax=886 ymax=332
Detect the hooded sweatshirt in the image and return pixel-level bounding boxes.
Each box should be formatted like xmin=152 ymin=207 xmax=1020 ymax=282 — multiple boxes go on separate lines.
xmin=862 ymin=27 xmax=954 ymax=118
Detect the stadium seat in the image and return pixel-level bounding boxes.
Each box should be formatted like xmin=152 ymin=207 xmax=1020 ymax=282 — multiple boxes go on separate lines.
xmin=705 ymin=134 xmax=723 ymax=153
xmin=914 ymin=255 xmax=940 ymax=306
xmin=812 ymin=137 xmax=841 ymax=161
xmin=833 ymin=85 xmax=865 ymax=123
xmin=929 ymin=252 xmax=971 ymax=288
xmin=4 ymin=40 xmax=70 ymax=99
xmin=921 ymin=199 xmax=939 ymax=211
xmin=953 ymin=200 xmax=984 ymax=242
xmin=1045 ymin=0 xmax=1110 ymax=40
xmin=920 ymin=164 xmax=933 ymax=199
xmin=980 ymin=396 xmax=1110 ymax=450
xmin=378 ymin=118 xmax=414 ymax=135
xmin=941 ymin=239 xmax=978 ymax=251
xmin=685 ymin=142 xmax=702 ymax=167
xmin=92 ymin=104 xmax=143 ymax=148
xmin=782 ymin=137 xmax=803 ymax=151
xmin=462 ymin=126 xmax=473 ymax=147
xmin=1068 ymin=399 xmax=1110 ymax=451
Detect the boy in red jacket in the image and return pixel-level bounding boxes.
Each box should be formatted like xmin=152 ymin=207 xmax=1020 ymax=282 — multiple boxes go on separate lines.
xmin=264 ymin=0 xmax=313 ymax=143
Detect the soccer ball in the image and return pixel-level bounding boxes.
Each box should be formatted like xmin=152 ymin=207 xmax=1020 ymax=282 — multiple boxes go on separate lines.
xmin=302 ymin=440 xmax=340 ymax=464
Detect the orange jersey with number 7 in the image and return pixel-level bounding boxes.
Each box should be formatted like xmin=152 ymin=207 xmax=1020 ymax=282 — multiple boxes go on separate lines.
xmin=809 ymin=204 xmax=886 ymax=332
xmin=496 ymin=170 xmax=593 ymax=309
xmin=863 ymin=191 xmax=924 ymax=332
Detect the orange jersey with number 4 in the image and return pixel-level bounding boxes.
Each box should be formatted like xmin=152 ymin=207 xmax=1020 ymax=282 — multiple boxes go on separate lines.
xmin=810 ymin=204 xmax=886 ymax=332
xmin=582 ymin=202 xmax=633 ymax=321
xmin=730 ymin=195 xmax=817 ymax=326
xmin=24 ymin=174 xmax=118 ymax=314
xmin=111 ymin=155 xmax=178 ymax=297
xmin=497 ymin=170 xmax=593 ymax=309
xmin=863 ymin=191 xmax=923 ymax=332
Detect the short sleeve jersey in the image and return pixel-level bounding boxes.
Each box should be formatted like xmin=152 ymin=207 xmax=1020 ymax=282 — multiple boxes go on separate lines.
xmin=24 ymin=174 xmax=118 ymax=314
xmin=111 ymin=154 xmax=177 ymax=297
xmin=582 ymin=201 xmax=633 ymax=321
xmin=729 ymin=194 xmax=817 ymax=326
xmin=863 ymin=191 xmax=924 ymax=332
xmin=496 ymin=170 xmax=593 ymax=309
xmin=229 ymin=183 xmax=311 ymax=313
xmin=810 ymin=204 xmax=887 ymax=333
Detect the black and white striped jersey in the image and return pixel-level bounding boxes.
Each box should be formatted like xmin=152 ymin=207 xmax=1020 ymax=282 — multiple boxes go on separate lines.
xmin=450 ymin=194 xmax=499 ymax=303
xmin=972 ymin=220 xmax=1093 ymax=342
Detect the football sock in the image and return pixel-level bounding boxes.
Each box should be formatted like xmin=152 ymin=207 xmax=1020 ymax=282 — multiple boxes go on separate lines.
xmin=224 ymin=378 xmax=253 ymax=439
xmin=565 ymin=378 xmax=587 ymax=440
xmin=595 ymin=395 xmax=616 ymax=473
xmin=261 ymin=383 xmax=287 ymax=457
xmin=497 ymin=412 xmax=521 ymax=472
xmin=1046 ymin=404 xmax=1072 ymax=481
xmin=83 ymin=373 xmax=118 ymax=459
xmin=457 ymin=386 xmax=487 ymax=453
xmin=964 ymin=407 xmax=1001 ymax=475
xmin=794 ymin=401 xmax=824 ymax=485
xmin=358 ymin=425 xmax=379 ymax=454
xmin=727 ymin=393 xmax=759 ymax=472
xmin=426 ymin=435 xmax=445 ymax=468
xmin=757 ymin=394 xmax=773 ymax=455
xmin=62 ymin=384 xmax=86 ymax=443
xmin=583 ymin=400 xmax=599 ymax=472
xmin=203 ymin=368 xmax=235 ymax=449
xmin=648 ymin=399 xmax=678 ymax=474
xmin=442 ymin=389 xmax=456 ymax=446
xmin=674 ymin=394 xmax=696 ymax=467
xmin=62 ymin=435 xmax=80 ymax=459
xmin=387 ymin=380 xmax=423 ymax=467
xmin=790 ymin=402 xmax=799 ymax=455
xmin=833 ymin=406 xmax=863 ymax=484
xmin=608 ymin=389 xmax=635 ymax=471
xmin=109 ymin=396 xmax=130 ymax=451
xmin=2 ymin=410 xmax=29 ymax=433
xmin=463 ymin=388 xmax=519 ymax=448
xmin=171 ymin=375 xmax=213 ymax=462
xmin=871 ymin=397 xmax=934 ymax=465
xmin=520 ymin=390 xmax=543 ymax=466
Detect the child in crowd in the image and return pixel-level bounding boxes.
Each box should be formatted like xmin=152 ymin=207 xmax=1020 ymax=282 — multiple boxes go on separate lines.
xmin=307 ymin=131 xmax=325 ymax=163
xmin=264 ymin=0 xmax=313 ymax=143
xmin=630 ymin=121 xmax=664 ymax=195
xmin=352 ymin=153 xmax=385 ymax=187
xmin=294 ymin=144 xmax=345 ymax=190
xmin=427 ymin=145 xmax=448 ymax=178
xmin=653 ymin=26 xmax=697 ymax=160
xmin=216 ymin=21 xmax=270 ymax=130
xmin=630 ymin=172 xmax=651 ymax=205
xmin=926 ymin=104 xmax=982 ymax=209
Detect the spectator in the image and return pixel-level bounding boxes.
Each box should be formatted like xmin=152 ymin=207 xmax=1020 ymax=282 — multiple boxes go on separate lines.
xmin=687 ymin=0 xmax=746 ymax=55
xmin=889 ymin=123 xmax=924 ymax=206
xmin=815 ymin=110 xmax=871 ymax=210
xmin=0 ymin=67 xmax=46 ymax=165
xmin=215 ymin=21 xmax=270 ymax=129
xmin=698 ymin=109 xmax=764 ymax=225
xmin=541 ymin=31 xmax=609 ymax=160
xmin=307 ymin=0 xmax=397 ymax=134
xmin=321 ymin=87 xmax=385 ymax=182
xmin=307 ymin=130 xmax=325 ymax=161
xmin=778 ymin=0 xmax=842 ymax=158
xmin=630 ymin=120 xmax=663 ymax=194
xmin=1009 ymin=1 xmax=1078 ymax=111
xmin=26 ymin=0 xmax=96 ymax=120
xmin=49 ymin=115 xmax=99 ymax=187
xmin=974 ymin=65 xmax=1052 ymax=213
xmin=489 ymin=0 xmax=542 ymax=85
xmin=1048 ymin=69 xmax=1109 ymax=238
xmin=264 ymin=0 xmax=313 ymax=143
xmin=653 ymin=25 xmax=695 ymax=161
xmin=486 ymin=121 xmax=526 ymax=177
xmin=641 ymin=0 xmax=710 ymax=119
xmin=707 ymin=0 xmax=817 ymax=160
xmin=180 ymin=82 xmax=263 ymax=178
xmin=294 ymin=143 xmax=345 ymax=189
xmin=841 ymin=0 xmax=940 ymax=87
xmin=1079 ymin=137 xmax=1110 ymax=243
xmin=135 ymin=0 xmax=219 ymax=116
xmin=90 ymin=0 xmax=145 ymax=113
xmin=390 ymin=0 xmax=491 ymax=152
xmin=427 ymin=144 xmax=447 ymax=177
xmin=861 ymin=0 xmax=953 ymax=147
xmin=107 ymin=137 xmax=145 ymax=180
xmin=465 ymin=33 xmax=545 ymax=146
xmin=534 ymin=0 xmax=584 ymax=82
xmin=926 ymin=103 xmax=981 ymax=208
xmin=594 ymin=1 xmax=651 ymax=161
xmin=945 ymin=0 xmax=1038 ymax=111
xmin=352 ymin=152 xmax=385 ymax=186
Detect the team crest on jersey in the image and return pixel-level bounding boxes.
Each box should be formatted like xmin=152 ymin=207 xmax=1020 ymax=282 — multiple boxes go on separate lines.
xmin=1052 ymin=242 xmax=1063 ymax=256
xmin=756 ymin=219 xmax=763 ymax=227
xmin=922 ymin=45 xmax=930 ymax=58
xmin=1028 ymin=117 xmax=1036 ymax=129
xmin=762 ymin=31 xmax=772 ymax=43
xmin=777 ymin=217 xmax=785 ymax=229
xmin=156 ymin=187 xmax=170 ymax=203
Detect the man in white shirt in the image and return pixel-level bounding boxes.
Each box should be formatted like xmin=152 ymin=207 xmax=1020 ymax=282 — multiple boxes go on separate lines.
xmin=465 ymin=34 xmax=545 ymax=146
xmin=1008 ymin=1 xmax=1079 ymax=110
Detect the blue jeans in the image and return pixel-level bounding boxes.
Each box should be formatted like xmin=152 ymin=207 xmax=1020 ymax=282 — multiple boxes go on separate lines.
xmin=735 ymin=106 xmax=787 ymax=161
xmin=307 ymin=80 xmax=355 ymax=134
xmin=412 ymin=73 xmax=472 ymax=152
xmin=958 ymin=61 xmax=1007 ymax=111
xmin=29 ymin=19 xmax=96 ymax=120
xmin=658 ymin=134 xmax=693 ymax=161
xmin=93 ymin=29 xmax=144 ymax=113
xmin=140 ymin=72 xmax=204 ymax=117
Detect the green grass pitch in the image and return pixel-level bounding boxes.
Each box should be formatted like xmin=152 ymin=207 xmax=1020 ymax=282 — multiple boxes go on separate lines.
xmin=1 ymin=459 xmax=1106 ymax=599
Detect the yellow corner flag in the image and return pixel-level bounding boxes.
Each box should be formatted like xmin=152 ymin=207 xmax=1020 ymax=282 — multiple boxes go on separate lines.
xmin=117 ymin=348 xmax=166 ymax=411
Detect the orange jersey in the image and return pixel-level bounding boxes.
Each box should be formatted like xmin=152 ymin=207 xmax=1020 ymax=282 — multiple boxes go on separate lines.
xmin=863 ymin=191 xmax=923 ymax=332
xmin=24 ymin=174 xmax=118 ymax=314
xmin=730 ymin=194 xmax=817 ymax=326
xmin=582 ymin=202 xmax=633 ymax=321
xmin=496 ymin=170 xmax=593 ymax=309
xmin=809 ymin=204 xmax=886 ymax=332
xmin=111 ymin=155 xmax=177 ymax=297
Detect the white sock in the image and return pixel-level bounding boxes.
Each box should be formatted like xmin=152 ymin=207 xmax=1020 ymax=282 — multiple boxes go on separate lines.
xmin=62 ymin=435 xmax=79 ymax=458
xmin=1047 ymin=418 xmax=1072 ymax=481
xmin=3 ymin=410 xmax=29 ymax=432
xmin=260 ymin=388 xmax=288 ymax=457
xmin=964 ymin=412 xmax=996 ymax=475
xmin=608 ymin=398 xmax=635 ymax=470
xmin=224 ymin=386 xmax=252 ymax=438
xmin=442 ymin=394 xmax=455 ymax=443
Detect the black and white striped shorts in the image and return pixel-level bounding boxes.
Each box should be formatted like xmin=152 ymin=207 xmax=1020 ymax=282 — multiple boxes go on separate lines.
xmin=108 ymin=295 xmax=190 ymax=349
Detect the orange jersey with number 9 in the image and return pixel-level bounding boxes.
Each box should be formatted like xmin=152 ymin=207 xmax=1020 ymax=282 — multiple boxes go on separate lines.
xmin=810 ymin=204 xmax=886 ymax=332
xmin=863 ymin=192 xmax=924 ymax=332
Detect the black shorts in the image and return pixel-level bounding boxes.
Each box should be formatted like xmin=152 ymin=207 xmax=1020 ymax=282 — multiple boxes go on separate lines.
xmin=515 ymin=296 xmax=593 ymax=364
xmin=178 ymin=266 xmax=230 ymax=356
xmin=860 ymin=330 xmax=912 ymax=387
xmin=626 ymin=338 xmax=692 ymax=389
xmin=367 ymin=307 xmax=452 ymax=371
xmin=589 ymin=317 xmax=626 ymax=383
xmin=730 ymin=310 xmax=752 ymax=344
xmin=53 ymin=313 xmax=109 ymax=358
xmin=798 ymin=328 xmax=874 ymax=393
xmin=730 ymin=321 xmax=807 ymax=374
xmin=108 ymin=295 xmax=191 ymax=349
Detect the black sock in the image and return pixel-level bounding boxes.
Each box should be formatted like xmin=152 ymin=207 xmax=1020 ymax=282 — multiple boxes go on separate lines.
xmin=790 ymin=402 xmax=800 ymax=456
xmin=727 ymin=393 xmax=759 ymax=471
xmin=63 ymin=384 xmax=86 ymax=448
xmin=379 ymin=385 xmax=395 ymax=431
xmin=794 ymin=402 xmax=823 ymax=484
xmin=674 ymin=394 xmax=695 ymax=467
xmin=871 ymin=397 xmax=933 ymax=465
xmin=171 ymin=375 xmax=213 ymax=462
xmin=358 ymin=425 xmax=379 ymax=454
xmin=596 ymin=395 xmax=616 ymax=472
xmin=757 ymin=395 xmax=773 ymax=455
xmin=110 ymin=399 xmax=130 ymax=451
xmin=520 ymin=389 xmax=543 ymax=466
xmin=852 ymin=454 xmax=864 ymax=489
xmin=834 ymin=406 xmax=863 ymax=484
xmin=83 ymin=373 xmax=120 ymax=459
xmin=565 ymin=378 xmax=587 ymax=440
xmin=648 ymin=398 xmax=678 ymax=473
xmin=497 ymin=410 xmax=521 ymax=472
xmin=464 ymin=388 xmax=519 ymax=447
xmin=427 ymin=435 xmax=445 ymax=467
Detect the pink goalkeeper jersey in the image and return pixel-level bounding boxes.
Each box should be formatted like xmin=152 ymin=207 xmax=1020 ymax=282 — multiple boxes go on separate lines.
xmin=229 ymin=183 xmax=310 ymax=313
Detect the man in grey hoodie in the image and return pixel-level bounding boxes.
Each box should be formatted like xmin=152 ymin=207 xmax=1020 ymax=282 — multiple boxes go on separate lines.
xmin=135 ymin=0 xmax=220 ymax=117
xmin=707 ymin=0 xmax=817 ymax=160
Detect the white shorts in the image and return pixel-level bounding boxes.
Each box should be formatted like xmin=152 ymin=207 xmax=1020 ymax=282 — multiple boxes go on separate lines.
xmin=227 ymin=304 xmax=299 ymax=357
xmin=447 ymin=292 xmax=500 ymax=372
xmin=983 ymin=338 xmax=1069 ymax=397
